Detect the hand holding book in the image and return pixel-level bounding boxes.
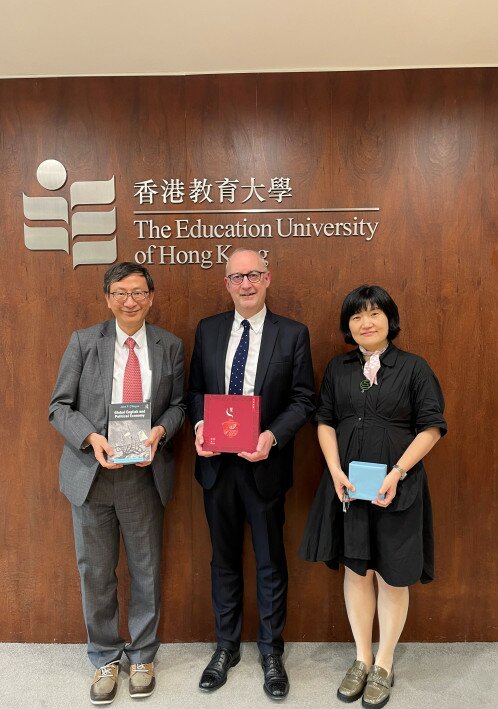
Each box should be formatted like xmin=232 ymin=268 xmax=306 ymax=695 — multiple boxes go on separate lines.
xmin=328 ymin=465 xmax=355 ymax=503
xmin=85 ymin=432 xmax=124 ymax=470
xmin=371 ymin=467 xmax=403 ymax=508
xmin=237 ymin=429 xmax=274 ymax=462
xmin=195 ymin=423 xmax=221 ymax=458
xmin=134 ymin=425 xmax=165 ymax=467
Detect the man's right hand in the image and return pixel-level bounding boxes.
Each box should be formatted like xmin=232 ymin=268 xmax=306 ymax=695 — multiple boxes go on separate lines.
xmin=84 ymin=432 xmax=123 ymax=469
xmin=195 ymin=424 xmax=220 ymax=457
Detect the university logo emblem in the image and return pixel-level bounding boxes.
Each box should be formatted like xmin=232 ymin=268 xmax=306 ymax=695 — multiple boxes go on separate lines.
xmin=23 ymin=159 xmax=117 ymax=267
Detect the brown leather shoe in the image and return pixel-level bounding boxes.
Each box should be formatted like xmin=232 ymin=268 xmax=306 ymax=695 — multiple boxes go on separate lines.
xmin=90 ymin=663 xmax=119 ymax=705
xmin=129 ymin=662 xmax=155 ymax=698
xmin=337 ymin=660 xmax=369 ymax=703
xmin=362 ymin=665 xmax=394 ymax=708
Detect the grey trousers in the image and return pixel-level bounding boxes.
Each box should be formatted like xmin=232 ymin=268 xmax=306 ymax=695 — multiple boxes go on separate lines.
xmin=71 ymin=465 xmax=164 ymax=668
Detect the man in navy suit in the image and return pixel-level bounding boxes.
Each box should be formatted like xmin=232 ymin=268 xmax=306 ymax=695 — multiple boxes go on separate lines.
xmin=188 ymin=248 xmax=314 ymax=700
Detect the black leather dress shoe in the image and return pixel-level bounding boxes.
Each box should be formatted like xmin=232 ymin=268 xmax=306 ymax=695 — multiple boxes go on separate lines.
xmin=261 ymin=654 xmax=289 ymax=700
xmin=199 ymin=647 xmax=241 ymax=692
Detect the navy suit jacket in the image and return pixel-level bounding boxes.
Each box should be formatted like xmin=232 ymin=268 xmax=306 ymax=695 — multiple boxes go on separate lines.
xmin=187 ymin=309 xmax=315 ymax=498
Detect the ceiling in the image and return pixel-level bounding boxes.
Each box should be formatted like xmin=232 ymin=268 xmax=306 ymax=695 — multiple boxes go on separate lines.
xmin=1 ymin=0 xmax=497 ymax=78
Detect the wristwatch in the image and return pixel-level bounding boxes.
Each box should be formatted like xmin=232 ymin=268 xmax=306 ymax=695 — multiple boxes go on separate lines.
xmin=157 ymin=427 xmax=167 ymax=449
xmin=393 ymin=463 xmax=407 ymax=481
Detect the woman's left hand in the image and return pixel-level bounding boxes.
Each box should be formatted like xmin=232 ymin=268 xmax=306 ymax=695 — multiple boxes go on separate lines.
xmin=372 ymin=468 xmax=402 ymax=507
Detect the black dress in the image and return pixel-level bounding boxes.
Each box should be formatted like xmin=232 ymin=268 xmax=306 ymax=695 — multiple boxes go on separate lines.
xmin=299 ymin=343 xmax=447 ymax=587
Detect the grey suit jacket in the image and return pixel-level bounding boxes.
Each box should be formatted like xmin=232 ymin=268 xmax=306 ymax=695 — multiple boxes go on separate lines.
xmin=49 ymin=319 xmax=186 ymax=507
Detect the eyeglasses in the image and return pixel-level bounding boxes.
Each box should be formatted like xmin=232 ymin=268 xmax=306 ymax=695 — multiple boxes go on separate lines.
xmin=109 ymin=290 xmax=150 ymax=303
xmin=226 ymin=271 xmax=267 ymax=285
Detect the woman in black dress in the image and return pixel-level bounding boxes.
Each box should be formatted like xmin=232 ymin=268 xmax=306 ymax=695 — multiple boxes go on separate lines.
xmin=300 ymin=285 xmax=447 ymax=708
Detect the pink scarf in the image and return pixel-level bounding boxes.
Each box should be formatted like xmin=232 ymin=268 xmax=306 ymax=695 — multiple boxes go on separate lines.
xmin=359 ymin=345 xmax=388 ymax=386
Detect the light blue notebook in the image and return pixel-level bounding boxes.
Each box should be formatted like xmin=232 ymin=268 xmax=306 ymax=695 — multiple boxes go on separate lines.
xmin=348 ymin=461 xmax=387 ymax=501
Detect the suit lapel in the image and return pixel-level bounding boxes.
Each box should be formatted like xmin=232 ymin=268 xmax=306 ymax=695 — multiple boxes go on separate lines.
xmin=254 ymin=311 xmax=279 ymax=395
xmin=146 ymin=324 xmax=162 ymax=407
xmin=216 ymin=313 xmax=233 ymax=394
xmin=97 ymin=320 xmax=116 ymax=412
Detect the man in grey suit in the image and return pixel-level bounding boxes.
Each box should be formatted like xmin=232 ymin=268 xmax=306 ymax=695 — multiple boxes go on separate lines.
xmin=49 ymin=262 xmax=185 ymax=705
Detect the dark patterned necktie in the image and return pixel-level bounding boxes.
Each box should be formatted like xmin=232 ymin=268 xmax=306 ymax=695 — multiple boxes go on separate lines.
xmin=228 ymin=319 xmax=250 ymax=395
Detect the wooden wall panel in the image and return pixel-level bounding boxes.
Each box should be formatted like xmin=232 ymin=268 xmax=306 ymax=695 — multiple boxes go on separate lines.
xmin=0 ymin=69 xmax=496 ymax=643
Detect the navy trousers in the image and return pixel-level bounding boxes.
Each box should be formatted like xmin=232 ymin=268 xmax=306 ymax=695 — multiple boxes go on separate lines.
xmin=203 ymin=459 xmax=288 ymax=656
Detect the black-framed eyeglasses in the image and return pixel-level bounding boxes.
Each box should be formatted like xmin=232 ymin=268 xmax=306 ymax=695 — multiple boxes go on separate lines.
xmin=109 ymin=290 xmax=150 ymax=303
xmin=226 ymin=271 xmax=267 ymax=285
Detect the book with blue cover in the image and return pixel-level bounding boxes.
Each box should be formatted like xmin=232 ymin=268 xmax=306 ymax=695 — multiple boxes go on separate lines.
xmin=348 ymin=461 xmax=387 ymax=501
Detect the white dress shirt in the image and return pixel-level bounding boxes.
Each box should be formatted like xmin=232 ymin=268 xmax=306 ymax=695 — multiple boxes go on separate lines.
xmin=225 ymin=306 xmax=267 ymax=395
xmin=196 ymin=306 xmax=276 ymax=444
xmin=111 ymin=322 xmax=152 ymax=404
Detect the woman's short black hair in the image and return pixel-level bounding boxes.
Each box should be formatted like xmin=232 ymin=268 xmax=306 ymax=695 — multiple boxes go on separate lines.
xmin=103 ymin=262 xmax=154 ymax=294
xmin=340 ymin=285 xmax=401 ymax=345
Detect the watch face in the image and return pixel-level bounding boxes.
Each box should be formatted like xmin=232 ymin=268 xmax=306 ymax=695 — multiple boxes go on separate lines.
xmin=394 ymin=464 xmax=406 ymax=480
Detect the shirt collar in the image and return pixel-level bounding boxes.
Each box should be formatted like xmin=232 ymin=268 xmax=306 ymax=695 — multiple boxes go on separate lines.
xmin=115 ymin=322 xmax=147 ymax=349
xmin=233 ymin=305 xmax=267 ymax=334
xmin=344 ymin=341 xmax=398 ymax=367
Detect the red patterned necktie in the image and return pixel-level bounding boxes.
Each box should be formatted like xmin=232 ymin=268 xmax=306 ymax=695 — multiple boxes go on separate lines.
xmin=123 ymin=337 xmax=143 ymax=402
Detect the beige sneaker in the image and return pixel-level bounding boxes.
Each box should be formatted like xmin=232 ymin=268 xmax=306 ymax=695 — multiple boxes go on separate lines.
xmin=90 ymin=663 xmax=119 ymax=705
xmin=129 ymin=662 xmax=156 ymax=698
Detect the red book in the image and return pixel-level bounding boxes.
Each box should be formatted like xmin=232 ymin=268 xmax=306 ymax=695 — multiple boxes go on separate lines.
xmin=203 ymin=394 xmax=261 ymax=453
